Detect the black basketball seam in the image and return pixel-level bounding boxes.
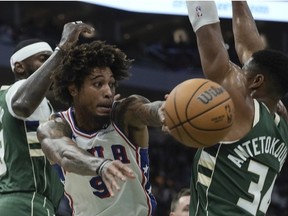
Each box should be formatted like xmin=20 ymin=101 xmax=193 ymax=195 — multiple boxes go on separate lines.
xmin=185 ymin=80 xmax=209 ymax=122
xmin=171 ymin=79 xmax=210 ymax=146
xmin=186 ymin=97 xmax=232 ymax=126
xmin=170 ymin=97 xmax=231 ymax=129
xmin=172 ymin=124 xmax=207 ymax=146
xmin=165 ymin=90 xmax=182 ymax=139
xmin=171 ymin=80 xmax=209 ymax=130
xmin=170 ymin=97 xmax=231 ymax=130
xmin=168 ymin=79 xmax=232 ymax=147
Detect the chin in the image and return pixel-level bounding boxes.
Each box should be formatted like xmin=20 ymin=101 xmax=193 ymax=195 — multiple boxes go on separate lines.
xmin=96 ymin=115 xmax=110 ymax=125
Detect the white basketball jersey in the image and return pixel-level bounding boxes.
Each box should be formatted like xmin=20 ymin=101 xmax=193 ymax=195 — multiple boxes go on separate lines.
xmin=59 ymin=108 xmax=156 ymax=216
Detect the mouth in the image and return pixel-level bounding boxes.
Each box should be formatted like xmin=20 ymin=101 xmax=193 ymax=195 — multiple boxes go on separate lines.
xmin=97 ymin=104 xmax=112 ymax=114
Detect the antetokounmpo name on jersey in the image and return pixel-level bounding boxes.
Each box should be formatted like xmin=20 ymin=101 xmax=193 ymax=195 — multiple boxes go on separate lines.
xmin=227 ymin=136 xmax=287 ymax=170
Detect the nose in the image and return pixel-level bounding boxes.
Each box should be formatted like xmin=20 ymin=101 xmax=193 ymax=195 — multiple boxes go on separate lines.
xmin=103 ymin=84 xmax=113 ymax=98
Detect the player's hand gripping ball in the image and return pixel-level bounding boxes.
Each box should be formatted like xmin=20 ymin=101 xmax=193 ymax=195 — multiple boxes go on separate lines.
xmin=164 ymin=78 xmax=234 ymax=148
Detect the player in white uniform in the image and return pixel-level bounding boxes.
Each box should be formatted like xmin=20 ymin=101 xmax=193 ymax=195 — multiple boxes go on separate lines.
xmin=37 ymin=40 xmax=164 ymax=216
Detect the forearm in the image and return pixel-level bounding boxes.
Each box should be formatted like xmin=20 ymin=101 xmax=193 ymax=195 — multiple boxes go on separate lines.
xmin=187 ymin=1 xmax=230 ymax=83
xmin=137 ymin=101 xmax=163 ymax=127
xmin=12 ymin=49 xmax=62 ymax=117
xmin=38 ymin=117 xmax=105 ymax=176
xmin=12 ymin=21 xmax=94 ymax=117
xmin=42 ymin=137 xmax=104 ymax=176
xmin=232 ymin=1 xmax=265 ymax=64
xmin=196 ymin=24 xmax=230 ymax=83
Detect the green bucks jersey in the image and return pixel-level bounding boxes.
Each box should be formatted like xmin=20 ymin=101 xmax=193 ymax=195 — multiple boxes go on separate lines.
xmin=0 ymin=81 xmax=64 ymax=210
xmin=190 ymin=99 xmax=288 ymax=216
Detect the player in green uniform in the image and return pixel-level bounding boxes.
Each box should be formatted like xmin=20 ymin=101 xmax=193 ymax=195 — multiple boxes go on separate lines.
xmin=184 ymin=1 xmax=288 ymax=215
xmin=0 ymin=21 xmax=94 ymax=216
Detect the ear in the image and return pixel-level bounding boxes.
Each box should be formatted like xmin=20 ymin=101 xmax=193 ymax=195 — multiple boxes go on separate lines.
xmin=250 ymin=74 xmax=264 ymax=89
xmin=13 ymin=62 xmax=25 ymax=74
xmin=68 ymin=84 xmax=78 ymax=96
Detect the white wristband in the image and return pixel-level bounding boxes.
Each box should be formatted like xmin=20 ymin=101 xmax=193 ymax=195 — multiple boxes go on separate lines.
xmin=186 ymin=0 xmax=220 ymax=32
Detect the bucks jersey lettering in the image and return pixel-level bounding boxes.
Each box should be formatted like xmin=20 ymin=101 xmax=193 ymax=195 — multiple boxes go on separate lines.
xmin=191 ymin=99 xmax=288 ymax=216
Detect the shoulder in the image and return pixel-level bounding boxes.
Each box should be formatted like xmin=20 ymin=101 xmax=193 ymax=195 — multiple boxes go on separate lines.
xmin=121 ymin=95 xmax=150 ymax=104
xmin=111 ymin=95 xmax=150 ymax=128
xmin=113 ymin=95 xmax=150 ymax=113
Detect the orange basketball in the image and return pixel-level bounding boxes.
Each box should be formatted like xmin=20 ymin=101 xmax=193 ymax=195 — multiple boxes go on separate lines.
xmin=164 ymin=78 xmax=234 ymax=148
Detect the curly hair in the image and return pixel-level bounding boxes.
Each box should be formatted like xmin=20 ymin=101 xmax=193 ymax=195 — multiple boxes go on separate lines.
xmin=52 ymin=40 xmax=133 ymax=105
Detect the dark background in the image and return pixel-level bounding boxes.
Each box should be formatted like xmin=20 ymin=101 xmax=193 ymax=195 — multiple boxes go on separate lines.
xmin=1 ymin=1 xmax=288 ymax=215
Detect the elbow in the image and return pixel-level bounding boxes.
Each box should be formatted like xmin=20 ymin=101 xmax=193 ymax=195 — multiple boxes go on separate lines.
xmin=37 ymin=126 xmax=46 ymax=142
xmin=12 ymin=99 xmax=34 ymax=118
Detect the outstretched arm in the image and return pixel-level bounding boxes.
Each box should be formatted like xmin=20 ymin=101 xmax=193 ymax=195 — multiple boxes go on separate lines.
xmin=186 ymin=1 xmax=230 ymax=84
xmin=186 ymin=1 xmax=255 ymax=142
xmin=37 ymin=116 xmax=135 ymax=197
xmin=12 ymin=21 xmax=94 ymax=117
xmin=113 ymin=95 xmax=164 ymax=147
xmin=232 ymin=1 xmax=266 ymax=65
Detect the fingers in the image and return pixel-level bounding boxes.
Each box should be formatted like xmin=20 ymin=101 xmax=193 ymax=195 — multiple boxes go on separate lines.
xmin=100 ymin=160 xmax=136 ymax=197
xmin=70 ymin=20 xmax=95 ymax=34
xmin=59 ymin=21 xmax=95 ymax=48
xmin=104 ymin=160 xmax=135 ymax=181
xmin=162 ymin=124 xmax=171 ymax=134
xmin=158 ymin=102 xmax=166 ymax=123
xmin=114 ymin=94 xmax=121 ymax=101
xmin=113 ymin=160 xmax=136 ymax=179
xmin=102 ymin=172 xmax=120 ymax=197
xmin=72 ymin=21 xmax=82 ymax=24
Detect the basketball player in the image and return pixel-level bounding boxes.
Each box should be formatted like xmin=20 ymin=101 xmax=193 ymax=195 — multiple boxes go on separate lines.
xmin=0 ymin=21 xmax=95 ymax=216
xmin=183 ymin=1 xmax=288 ymax=215
xmin=169 ymin=188 xmax=190 ymax=216
xmin=36 ymin=40 xmax=164 ymax=216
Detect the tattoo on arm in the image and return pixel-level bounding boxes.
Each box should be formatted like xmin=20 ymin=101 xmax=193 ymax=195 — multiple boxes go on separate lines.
xmin=37 ymin=118 xmax=72 ymax=141
xmin=135 ymin=101 xmax=163 ymax=127
xmin=115 ymin=95 xmax=163 ymax=128
xmin=51 ymin=118 xmax=72 ymax=138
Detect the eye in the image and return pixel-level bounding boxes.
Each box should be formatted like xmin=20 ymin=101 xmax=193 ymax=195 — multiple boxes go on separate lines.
xmin=109 ymin=81 xmax=118 ymax=89
xmin=39 ymin=54 xmax=50 ymax=63
xmin=94 ymin=82 xmax=101 ymax=88
xmin=109 ymin=82 xmax=115 ymax=88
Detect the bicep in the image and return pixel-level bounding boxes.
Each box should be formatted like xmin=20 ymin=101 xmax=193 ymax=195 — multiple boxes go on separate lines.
xmin=234 ymin=40 xmax=265 ymax=65
xmin=37 ymin=117 xmax=72 ymax=142
xmin=196 ymin=23 xmax=230 ymax=83
xmin=114 ymin=95 xmax=151 ymax=128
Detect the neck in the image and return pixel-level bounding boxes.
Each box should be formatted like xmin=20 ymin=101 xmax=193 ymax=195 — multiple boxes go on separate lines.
xmin=257 ymin=97 xmax=280 ymax=114
xmin=72 ymin=108 xmax=109 ymax=133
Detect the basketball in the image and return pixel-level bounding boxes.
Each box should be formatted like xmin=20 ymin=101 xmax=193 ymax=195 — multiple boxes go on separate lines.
xmin=164 ymin=78 xmax=234 ymax=148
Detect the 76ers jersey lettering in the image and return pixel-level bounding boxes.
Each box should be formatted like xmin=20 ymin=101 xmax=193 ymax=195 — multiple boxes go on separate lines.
xmin=59 ymin=108 xmax=156 ymax=216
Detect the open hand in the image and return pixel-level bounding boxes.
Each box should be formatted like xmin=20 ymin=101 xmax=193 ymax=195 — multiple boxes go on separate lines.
xmin=100 ymin=160 xmax=136 ymax=197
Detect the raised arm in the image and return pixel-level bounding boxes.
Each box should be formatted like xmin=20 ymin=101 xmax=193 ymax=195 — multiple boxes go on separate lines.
xmin=232 ymin=1 xmax=266 ymax=65
xmin=112 ymin=95 xmax=164 ymax=147
xmin=186 ymin=1 xmax=255 ymax=141
xmin=186 ymin=1 xmax=230 ymax=84
xmin=12 ymin=21 xmax=94 ymax=117
xmin=37 ymin=116 xmax=135 ymax=196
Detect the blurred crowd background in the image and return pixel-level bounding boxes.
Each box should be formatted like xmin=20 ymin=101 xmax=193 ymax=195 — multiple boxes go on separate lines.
xmin=1 ymin=1 xmax=288 ymax=215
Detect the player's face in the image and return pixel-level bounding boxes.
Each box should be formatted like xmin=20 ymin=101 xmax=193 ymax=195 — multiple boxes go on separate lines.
xmin=21 ymin=51 xmax=52 ymax=77
xmin=74 ymin=67 xmax=116 ymax=119
xmin=242 ymin=57 xmax=263 ymax=98
xmin=173 ymin=195 xmax=190 ymax=216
